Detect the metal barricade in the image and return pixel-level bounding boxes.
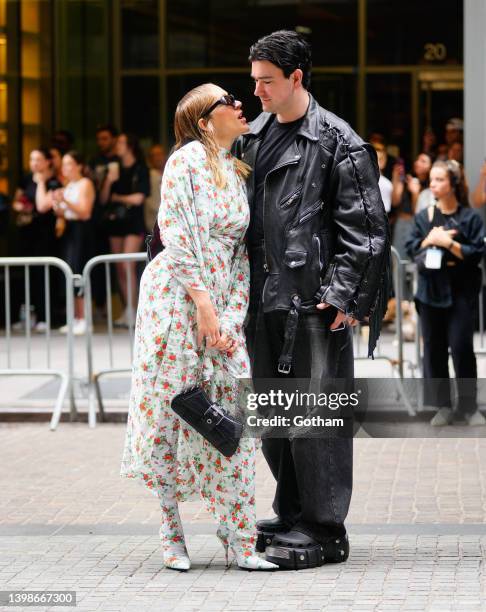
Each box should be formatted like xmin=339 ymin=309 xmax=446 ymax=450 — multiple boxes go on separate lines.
xmin=83 ymin=252 xmax=147 ymax=427
xmin=0 ymin=256 xmax=77 ymax=430
xmin=353 ymin=246 xmax=419 ymax=415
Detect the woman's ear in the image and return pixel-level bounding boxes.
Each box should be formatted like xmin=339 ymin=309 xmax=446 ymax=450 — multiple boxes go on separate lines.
xmin=198 ymin=117 xmax=208 ymax=133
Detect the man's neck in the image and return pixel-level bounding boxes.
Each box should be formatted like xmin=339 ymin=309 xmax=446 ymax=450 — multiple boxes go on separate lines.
xmin=276 ymin=90 xmax=310 ymax=124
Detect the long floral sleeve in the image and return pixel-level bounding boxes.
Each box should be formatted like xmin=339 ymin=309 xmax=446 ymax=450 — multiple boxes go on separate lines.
xmin=157 ymin=151 xmax=209 ymax=291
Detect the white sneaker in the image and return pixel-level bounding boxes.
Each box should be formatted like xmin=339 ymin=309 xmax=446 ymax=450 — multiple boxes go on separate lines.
xmin=465 ymin=411 xmax=486 ymax=426
xmin=34 ymin=321 xmax=48 ymax=333
xmin=114 ymin=308 xmax=135 ymax=328
xmin=72 ymin=318 xmax=87 ymax=336
xmin=58 ymin=319 xmax=87 ymax=335
xmin=430 ymin=407 xmax=453 ymax=427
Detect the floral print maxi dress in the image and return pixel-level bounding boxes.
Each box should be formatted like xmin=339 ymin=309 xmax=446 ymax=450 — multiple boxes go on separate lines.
xmin=121 ymin=141 xmax=256 ymax=548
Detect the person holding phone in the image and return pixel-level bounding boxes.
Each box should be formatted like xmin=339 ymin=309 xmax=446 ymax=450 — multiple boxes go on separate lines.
xmin=406 ymin=160 xmax=485 ymax=426
xmin=391 ymin=153 xmax=432 ymax=260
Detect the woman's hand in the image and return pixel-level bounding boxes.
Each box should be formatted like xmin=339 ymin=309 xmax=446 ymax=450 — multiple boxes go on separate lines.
xmin=212 ymin=332 xmax=237 ymax=354
xmin=406 ymin=175 xmax=421 ymax=196
xmin=425 ymin=226 xmax=457 ymax=248
xmin=195 ymin=299 xmax=221 ymax=348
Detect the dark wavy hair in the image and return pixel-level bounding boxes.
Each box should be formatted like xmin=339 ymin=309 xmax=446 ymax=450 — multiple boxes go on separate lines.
xmin=249 ymin=30 xmax=312 ymax=90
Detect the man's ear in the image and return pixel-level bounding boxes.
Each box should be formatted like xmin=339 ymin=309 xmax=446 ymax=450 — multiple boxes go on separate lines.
xmin=292 ymin=68 xmax=303 ymax=88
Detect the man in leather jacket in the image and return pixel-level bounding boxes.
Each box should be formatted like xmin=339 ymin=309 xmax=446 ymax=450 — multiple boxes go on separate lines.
xmin=236 ymin=31 xmax=390 ymax=570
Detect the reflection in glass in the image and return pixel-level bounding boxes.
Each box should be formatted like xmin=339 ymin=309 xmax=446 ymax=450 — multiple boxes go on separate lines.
xmin=367 ymin=0 xmax=463 ymax=66
xmin=166 ymin=0 xmax=357 ymax=68
xmin=311 ymin=74 xmax=356 ymax=128
xmin=21 ymin=1 xmax=40 ymax=34
xmin=0 ymin=35 xmax=5 ymax=74
xmin=122 ymin=77 xmax=160 ymax=142
xmin=367 ymin=74 xmax=411 ymax=162
xmin=121 ymin=0 xmax=159 ymax=69
xmin=0 ymin=82 xmax=6 ymax=124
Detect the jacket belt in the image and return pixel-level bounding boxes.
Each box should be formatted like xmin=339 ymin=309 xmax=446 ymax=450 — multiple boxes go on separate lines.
xmin=277 ymin=294 xmax=302 ymax=374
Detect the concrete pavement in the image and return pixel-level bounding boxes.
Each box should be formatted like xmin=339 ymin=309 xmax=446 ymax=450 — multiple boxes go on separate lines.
xmin=1 ymin=424 xmax=486 ymax=610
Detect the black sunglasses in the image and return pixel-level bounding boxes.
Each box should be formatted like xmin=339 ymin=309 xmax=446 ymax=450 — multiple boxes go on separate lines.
xmin=201 ymin=94 xmax=237 ymax=118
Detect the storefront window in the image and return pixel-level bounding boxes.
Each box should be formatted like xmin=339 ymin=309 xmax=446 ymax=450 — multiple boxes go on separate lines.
xmin=121 ymin=0 xmax=159 ymax=69
xmin=367 ymin=0 xmax=463 ymax=66
xmin=367 ymin=74 xmax=411 ymax=160
xmin=166 ymin=0 xmax=357 ymax=69
xmin=122 ymin=76 xmax=160 ymax=143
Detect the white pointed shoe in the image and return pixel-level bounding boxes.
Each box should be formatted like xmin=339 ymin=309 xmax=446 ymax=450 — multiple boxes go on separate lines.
xmin=159 ymin=500 xmax=191 ymax=571
xmin=162 ymin=544 xmax=191 ymax=571
xmin=217 ymin=527 xmax=278 ymax=571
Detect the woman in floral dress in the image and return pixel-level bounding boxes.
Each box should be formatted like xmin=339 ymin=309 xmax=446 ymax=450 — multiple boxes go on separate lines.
xmin=121 ymin=84 xmax=277 ymax=572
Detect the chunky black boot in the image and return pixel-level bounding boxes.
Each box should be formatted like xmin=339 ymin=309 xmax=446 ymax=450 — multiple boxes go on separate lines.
xmin=265 ymin=530 xmax=349 ymax=570
xmin=256 ymin=517 xmax=292 ymax=553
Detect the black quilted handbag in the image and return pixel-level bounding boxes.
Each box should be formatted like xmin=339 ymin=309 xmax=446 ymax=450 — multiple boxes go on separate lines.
xmin=171 ymin=386 xmax=243 ymax=457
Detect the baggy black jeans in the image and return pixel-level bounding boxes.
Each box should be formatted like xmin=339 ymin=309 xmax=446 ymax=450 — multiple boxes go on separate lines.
xmin=246 ymin=244 xmax=354 ymax=542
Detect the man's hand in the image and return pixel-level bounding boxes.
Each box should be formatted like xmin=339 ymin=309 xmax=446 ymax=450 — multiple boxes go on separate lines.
xmin=212 ymin=332 xmax=237 ymax=354
xmin=316 ymin=302 xmax=358 ymax=329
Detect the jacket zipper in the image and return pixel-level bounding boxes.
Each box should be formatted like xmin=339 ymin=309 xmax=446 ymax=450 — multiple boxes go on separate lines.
xmin=262 ymin=157 xmax=300 ymax=272
xmin=280 ymin=187 xmax=302 ymax=209
xmin=287 ymin=199 xmax=323 ymax=231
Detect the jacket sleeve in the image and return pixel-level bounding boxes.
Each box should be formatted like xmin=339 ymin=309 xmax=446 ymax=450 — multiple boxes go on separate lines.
xmin=316 ymin=143 xmax=390 ymax=316
xmin=315 ymin=142 xmax=391 ymax=356
xmin=459 ymin=211 xmax=485 ymax=265
xmin=157 ymin=151 xmax=209 ymax=291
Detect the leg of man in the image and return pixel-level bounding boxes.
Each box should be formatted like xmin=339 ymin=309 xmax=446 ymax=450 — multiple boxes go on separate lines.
xmin=289 ymin=311 xmax=354 ymax=541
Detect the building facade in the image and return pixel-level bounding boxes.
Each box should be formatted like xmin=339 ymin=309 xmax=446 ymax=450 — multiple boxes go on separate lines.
xmin=1 ymin=0 xmax=465 ymax=196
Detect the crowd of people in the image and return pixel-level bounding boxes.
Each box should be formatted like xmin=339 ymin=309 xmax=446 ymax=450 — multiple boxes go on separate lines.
xmin=8 ymin=126 xmax=166 ymax=334
xmin=372 ymin=117 xmax=486 ymax=426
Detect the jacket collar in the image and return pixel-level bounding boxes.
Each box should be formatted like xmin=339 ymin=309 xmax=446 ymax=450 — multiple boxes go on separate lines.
xmin=245 ymin=93 xmax=321 ymax=142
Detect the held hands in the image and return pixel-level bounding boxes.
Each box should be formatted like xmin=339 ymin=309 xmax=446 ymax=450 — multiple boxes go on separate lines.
xmin=424 ymin=226 xmax=457 ymax=249
xmin=195 ymin=299 xmax=237 ymax=354
xmin=316 ymin=302 xmax=358 ymax=330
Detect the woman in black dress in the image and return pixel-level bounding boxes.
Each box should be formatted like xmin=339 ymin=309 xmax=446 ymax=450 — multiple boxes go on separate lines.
xmin=99 ymin=133 xmax=150 ymax=327
xmin=406 ymin=160 xmax=485 ymax=426
xmin=12 ymin=148 xmax=62 ymax=331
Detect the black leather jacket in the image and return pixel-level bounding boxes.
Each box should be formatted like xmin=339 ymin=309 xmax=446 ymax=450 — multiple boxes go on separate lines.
xmin=235 ymin=94 xmax=391 ymax=355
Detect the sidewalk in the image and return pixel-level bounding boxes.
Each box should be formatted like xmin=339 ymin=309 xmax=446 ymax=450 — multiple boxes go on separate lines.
xmin=1 ymin=424 xmax=486 ymax=611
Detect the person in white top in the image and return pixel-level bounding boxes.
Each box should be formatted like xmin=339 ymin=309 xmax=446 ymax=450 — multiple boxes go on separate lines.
xmin=39 ymin=151 xmax=95 ymax=335
xmin=144 ymin=144 xmax=166 ymax=233
xmin=373 ymin=142 xmax=393 ymax=214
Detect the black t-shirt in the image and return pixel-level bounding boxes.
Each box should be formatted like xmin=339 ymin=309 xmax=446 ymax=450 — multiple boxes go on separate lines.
xmin=19 ymin=173 xmax=62 ymax=229
xmin=106 ymin=161 xmax=150 ymax=236
xmin=110 ymin=161 xmax=150 ymax=198
xmin=248 ymin=115 xmax=305 ymax=245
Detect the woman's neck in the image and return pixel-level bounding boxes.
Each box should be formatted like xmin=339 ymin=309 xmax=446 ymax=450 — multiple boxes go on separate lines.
xmin=437 ymin=192 xmax=458 ymax=214
xmin=214 ymin=136 xmax=233 ymax=151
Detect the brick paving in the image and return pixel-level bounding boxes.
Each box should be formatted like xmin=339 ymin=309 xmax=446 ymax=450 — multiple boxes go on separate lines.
xmin=1 ymin=424 xmax=486 ymax=611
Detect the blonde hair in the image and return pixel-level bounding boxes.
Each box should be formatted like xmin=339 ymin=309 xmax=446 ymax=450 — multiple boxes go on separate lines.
xmin=173 ymin=83 xmax=251 ymax=188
